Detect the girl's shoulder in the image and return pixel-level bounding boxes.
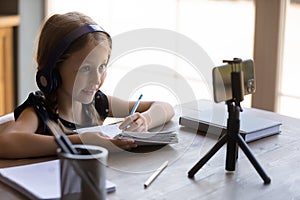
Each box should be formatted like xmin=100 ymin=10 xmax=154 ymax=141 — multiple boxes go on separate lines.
xmin=14 ymin=90 xmax=110 ymax=134
xmin=14 ymin=91 xmax=53 ymax=120
xmin=94 ymin=90 xmax=109 ymax=120
xmin=14 ymin=91 xmax=56 ymax=135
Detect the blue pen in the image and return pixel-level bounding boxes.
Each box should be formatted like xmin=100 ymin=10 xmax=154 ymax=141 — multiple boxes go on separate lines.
xmin=130 ymin=94 xmax=143 ymax=115
xmin=124 ymin=94 xmax=143 ymax=130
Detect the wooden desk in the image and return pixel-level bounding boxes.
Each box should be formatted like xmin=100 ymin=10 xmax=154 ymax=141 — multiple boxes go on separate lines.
xmin=0 ymin=100 xmax=299 ymax=200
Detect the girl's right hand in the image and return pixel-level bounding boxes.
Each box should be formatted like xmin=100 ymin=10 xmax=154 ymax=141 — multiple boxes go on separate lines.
xmin=78 ymin=132 xmax=137 ymax=151
xmin=109 ymin=138 xmax=138 ymax=150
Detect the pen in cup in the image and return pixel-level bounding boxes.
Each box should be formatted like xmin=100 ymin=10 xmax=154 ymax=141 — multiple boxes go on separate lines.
xmin=46 ymin=120 xmax=103 ymax=197
xmin=46 ymin=120 xmax=78 ymax=154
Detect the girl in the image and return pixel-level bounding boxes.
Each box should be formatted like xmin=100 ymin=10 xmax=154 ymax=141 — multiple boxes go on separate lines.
xmin=0 ymin=12 xmax=174 ymax=158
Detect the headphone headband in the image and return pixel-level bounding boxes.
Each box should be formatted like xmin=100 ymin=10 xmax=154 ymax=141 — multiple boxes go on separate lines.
xmin=36 ymin=24 xmax=110 ymax=94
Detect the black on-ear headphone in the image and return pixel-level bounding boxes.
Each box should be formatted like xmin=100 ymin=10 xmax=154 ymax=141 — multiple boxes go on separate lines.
xmin=36 ymin=24 xmax=110 ymax=94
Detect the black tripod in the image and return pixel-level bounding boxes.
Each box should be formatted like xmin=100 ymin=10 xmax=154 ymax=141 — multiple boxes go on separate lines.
xmin=188 ymin=60 xmax=271 ymax=184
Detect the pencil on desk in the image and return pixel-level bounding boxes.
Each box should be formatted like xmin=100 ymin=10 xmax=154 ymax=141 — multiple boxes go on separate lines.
xmin=144 ymin=161 xmax=168 ymax=188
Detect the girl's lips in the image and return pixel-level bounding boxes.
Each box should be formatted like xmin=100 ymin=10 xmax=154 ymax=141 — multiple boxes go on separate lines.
xmin=82 ymin=89 xmax=96 ymax=95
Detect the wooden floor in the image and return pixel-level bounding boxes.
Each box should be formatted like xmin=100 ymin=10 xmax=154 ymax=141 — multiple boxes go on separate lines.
xmin=0 ymin=100 xmax=300 ymax=200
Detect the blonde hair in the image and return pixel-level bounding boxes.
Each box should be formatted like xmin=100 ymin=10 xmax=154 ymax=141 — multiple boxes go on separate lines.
xmin=36 ymin=12 xmax=111 ymax=126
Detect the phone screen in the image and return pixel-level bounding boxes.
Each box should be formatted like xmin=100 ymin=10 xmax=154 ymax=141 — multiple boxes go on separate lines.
xmin=212 ymin=59 xmax=255 ymax=103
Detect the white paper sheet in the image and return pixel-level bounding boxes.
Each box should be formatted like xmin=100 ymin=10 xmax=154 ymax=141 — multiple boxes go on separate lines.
xmin=0 ymin=160 xmax=116 ymax=200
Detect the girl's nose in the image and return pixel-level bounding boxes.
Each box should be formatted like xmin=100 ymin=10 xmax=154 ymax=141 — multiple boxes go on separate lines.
xmin=90 ymin=70 xmax=103 ymax=86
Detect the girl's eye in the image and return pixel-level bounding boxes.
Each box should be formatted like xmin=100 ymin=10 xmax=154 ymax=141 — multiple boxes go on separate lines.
xmin=79 ymin=66 xmax=90 ymax=72
xmin=98 ymin=64 xmax=107 ymax=72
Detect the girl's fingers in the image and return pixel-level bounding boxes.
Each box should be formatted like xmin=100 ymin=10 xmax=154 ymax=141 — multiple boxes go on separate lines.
xmin=119 ymin=113 xmax=148 ymax=131
xmin=119 ymin=113 xmax=140 ymax=129
xmin=124 ymin=118 xmax=143 ymax=131
xmin=110 ymin=138 xmax=137 ymax=149
xmin=118 ymin=115 xmax=134 ymax=130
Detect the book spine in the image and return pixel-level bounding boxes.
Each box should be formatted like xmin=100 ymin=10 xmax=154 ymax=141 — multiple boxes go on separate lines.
xmin=179 ymin=117 xmax=225 ymax=135
xmin=179 ymin=117 xmax=247 ymax=140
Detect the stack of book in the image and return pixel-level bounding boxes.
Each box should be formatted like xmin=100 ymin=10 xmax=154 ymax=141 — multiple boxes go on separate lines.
xmin=179 ymin=109 xmax=282 ymax=143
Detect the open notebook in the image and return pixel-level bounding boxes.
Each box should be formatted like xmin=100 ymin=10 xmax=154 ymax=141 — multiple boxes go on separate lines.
xmin=0 ymin=160 xmax=116 ymax=200
xmin=76 ymin=123 xmax=178 ymax=145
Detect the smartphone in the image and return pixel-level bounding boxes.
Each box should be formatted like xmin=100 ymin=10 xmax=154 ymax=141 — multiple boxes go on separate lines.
xmin=212 ymin=59 xmax=255 ymax=103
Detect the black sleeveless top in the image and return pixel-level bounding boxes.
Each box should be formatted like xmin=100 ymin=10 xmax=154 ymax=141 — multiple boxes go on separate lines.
xmin=14 ymin=90 xmax=109 ymax=135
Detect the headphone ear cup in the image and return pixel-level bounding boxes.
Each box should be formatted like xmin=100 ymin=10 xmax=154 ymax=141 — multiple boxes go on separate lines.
xmin=36 ymin=68 xmax=61 ymax=94
xmin=36 ymin=69 xmax=49 ymax=93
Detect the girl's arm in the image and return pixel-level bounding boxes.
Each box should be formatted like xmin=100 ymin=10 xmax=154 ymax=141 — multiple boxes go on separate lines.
xmin=136 ymin=101 xmax=175 ymax=129
xmin=0 ymin=107 xmax=58 ymax=158
xmin=108 ymin=96 xmax=175 ymax=131
xmin=0 ymin=107 xmax=137 ymax=159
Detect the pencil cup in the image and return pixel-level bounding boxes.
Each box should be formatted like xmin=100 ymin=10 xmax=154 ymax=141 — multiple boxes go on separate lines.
xmin=57 ymin=144 xmax=108 ymax=200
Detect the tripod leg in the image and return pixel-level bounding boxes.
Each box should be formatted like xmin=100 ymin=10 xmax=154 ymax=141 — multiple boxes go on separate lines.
xmin=236 ymin=134 xmax=271 ymax=184
xmin=188 ymin=134 xmax=228 ymax=178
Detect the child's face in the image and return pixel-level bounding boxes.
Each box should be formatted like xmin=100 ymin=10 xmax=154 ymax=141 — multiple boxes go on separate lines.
xmin=58 ymin=42 xmax=110 ymax=104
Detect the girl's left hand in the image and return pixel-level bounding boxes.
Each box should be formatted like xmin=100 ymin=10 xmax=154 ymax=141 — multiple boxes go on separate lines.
xmin=119 ymin=113 xmax=149 ymax=132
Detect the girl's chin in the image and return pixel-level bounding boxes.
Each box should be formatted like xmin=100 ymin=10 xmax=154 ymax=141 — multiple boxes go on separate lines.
xmin=76 ymin=91 xmax=95 ymax=104
xmin=78 ymin=98 xmax=94 ymax=104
